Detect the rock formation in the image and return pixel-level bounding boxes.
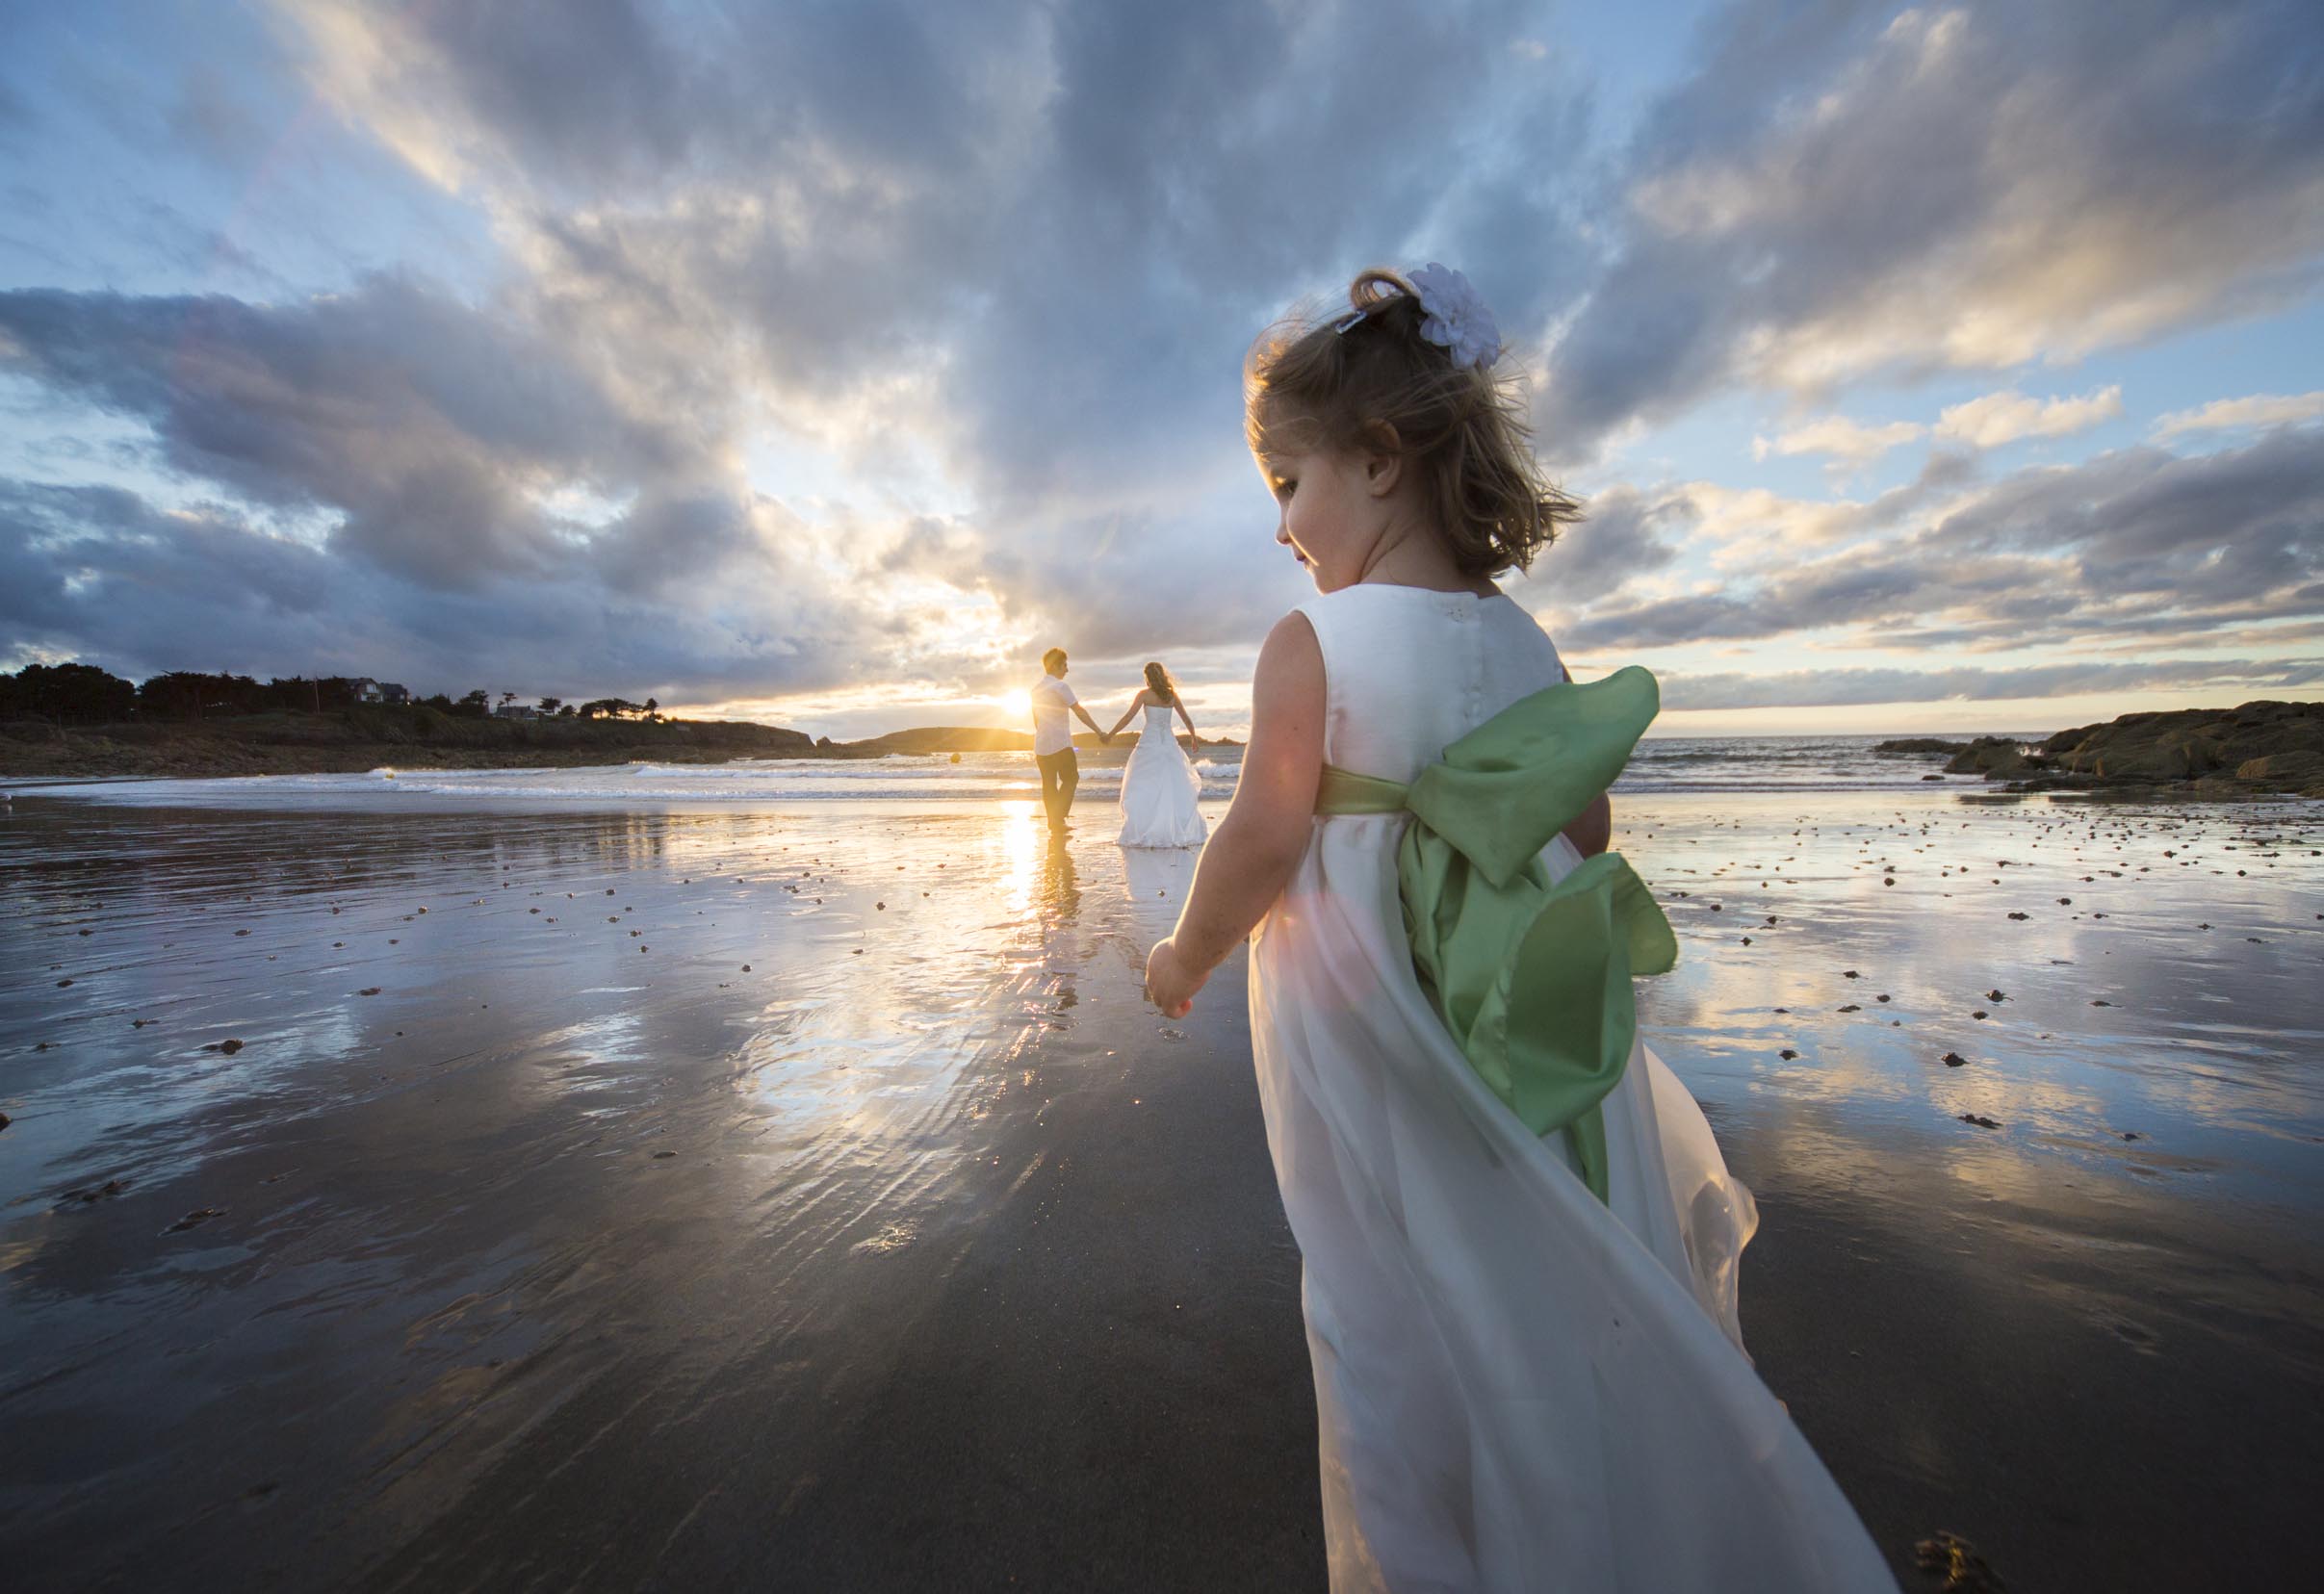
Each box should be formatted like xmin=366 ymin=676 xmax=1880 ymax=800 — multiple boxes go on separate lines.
xmin=1877 ymin=701 xmax=2324 ymax=799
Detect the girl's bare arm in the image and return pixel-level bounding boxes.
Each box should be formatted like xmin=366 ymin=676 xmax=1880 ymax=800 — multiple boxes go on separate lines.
xmin=1146 ymin=615 xmax=1324 ymax=1014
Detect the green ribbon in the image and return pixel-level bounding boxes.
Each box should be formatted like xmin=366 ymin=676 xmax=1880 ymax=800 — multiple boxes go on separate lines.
xmin=1313 ymin=666 xmax=1677 ymax=1202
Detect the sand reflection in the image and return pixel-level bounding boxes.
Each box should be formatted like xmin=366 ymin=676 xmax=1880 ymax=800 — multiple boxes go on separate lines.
xmin=1120 ymin=845 xmax=1198 ymax=942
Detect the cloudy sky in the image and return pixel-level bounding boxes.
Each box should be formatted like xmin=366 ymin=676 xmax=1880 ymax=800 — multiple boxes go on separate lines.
xmin=2 ymin=0 xmax=2319 ymax=738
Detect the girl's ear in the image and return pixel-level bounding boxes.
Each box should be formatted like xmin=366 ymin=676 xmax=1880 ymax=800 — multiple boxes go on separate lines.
xmin=1358 ymin=421 xmax=1404 ymax=498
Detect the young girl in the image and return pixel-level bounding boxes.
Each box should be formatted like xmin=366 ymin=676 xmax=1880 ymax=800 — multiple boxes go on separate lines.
xmin=1144 ymin=268 xmax=1893 ymax=1591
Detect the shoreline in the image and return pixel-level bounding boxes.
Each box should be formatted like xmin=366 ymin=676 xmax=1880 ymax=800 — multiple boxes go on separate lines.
xmin=11 ymin=738 xmax=2317 ymax=808
xmin=0 ymin=736 xmax=1171 ymax=783
xmin=0 ymin=719 xmax=1196 ymax=783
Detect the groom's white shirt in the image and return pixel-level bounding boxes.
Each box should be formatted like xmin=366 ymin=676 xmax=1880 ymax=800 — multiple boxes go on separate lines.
xmin=1030 ymin=676 xmax=1079 ymax=757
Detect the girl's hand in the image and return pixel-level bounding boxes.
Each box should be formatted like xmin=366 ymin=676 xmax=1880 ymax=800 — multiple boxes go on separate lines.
xmin=1144 ymin=937 xmax=1206 ymax=1017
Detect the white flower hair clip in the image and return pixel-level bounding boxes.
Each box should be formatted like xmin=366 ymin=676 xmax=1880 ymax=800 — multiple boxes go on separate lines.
xmin=1333 ymin=263 xmax=1503 ymax=371
xmin=1410 ymin=263 xmax=1502 ymax=370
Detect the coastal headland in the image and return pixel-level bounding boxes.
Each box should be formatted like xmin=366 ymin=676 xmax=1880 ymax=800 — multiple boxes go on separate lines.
xmin=0 ymin=710 xmax=1180 ymax=781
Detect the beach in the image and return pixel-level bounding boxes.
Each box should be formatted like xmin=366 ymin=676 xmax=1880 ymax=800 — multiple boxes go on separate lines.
xmin=3 ymin=776 xmax=2320 ymax=1590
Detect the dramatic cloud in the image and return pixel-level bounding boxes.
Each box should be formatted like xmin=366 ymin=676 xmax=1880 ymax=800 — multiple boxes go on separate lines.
xmin=275 ymin=0 xmax=1591 ymax=492
xmin=0 ymin=268 xmax=1052 ymax=701
xmin=1555 ymin=429 xmax=2324 ymax=654
xmin=1577 ymin=451 xmax=1988 ymax=580
xmin=1540 ymin=0 xmax=2324 ymax=457
xmin=1532 ymin=482 xmax=1691 ymax=605
xmin=0 ymin=474 xmax=919 ymax=703
xmin=1934 ymin=386 xmax=2123 ymax=449
xmin=2154 ymin=390 xmax=2324 ymax=439
xmin=1751 ymin=414 xmax=1924 ymax=466
xmin=240 ymin=0 xmax=1598 ymax=690
xmin=0 ymin=278 xmax=704 ymax=588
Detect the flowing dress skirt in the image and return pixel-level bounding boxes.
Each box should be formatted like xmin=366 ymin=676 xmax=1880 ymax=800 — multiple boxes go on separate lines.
xmin=1117 ymin=709 xmax=1208 ymax=849
xmin=1249 ymin=814 xmax=1896 ymax=1592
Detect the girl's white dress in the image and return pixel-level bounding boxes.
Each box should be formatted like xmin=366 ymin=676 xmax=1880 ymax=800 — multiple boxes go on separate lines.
xmin=1249 ymin=585 xmax=1894 ymax=1592
xmin=1117 ymin=702 xmax=1208 ymax=848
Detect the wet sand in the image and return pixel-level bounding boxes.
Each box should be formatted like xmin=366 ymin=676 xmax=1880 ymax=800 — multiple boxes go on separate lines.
xmin=3 ymin=790 xmax=2320 ymax=1590
xmin=1626 ymin=798 xmax=2324 ymax=1591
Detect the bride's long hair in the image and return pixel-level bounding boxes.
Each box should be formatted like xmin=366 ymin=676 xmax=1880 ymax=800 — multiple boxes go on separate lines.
xmin=1143 ymin=661 xmax=1177 ymax=703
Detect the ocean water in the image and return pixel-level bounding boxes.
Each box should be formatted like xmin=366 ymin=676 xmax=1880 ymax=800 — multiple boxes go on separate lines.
xmin=13 ymin=733 xmax=2012 ymax=809
xmin=1622 ymin=733 xmax=2026 ymax=792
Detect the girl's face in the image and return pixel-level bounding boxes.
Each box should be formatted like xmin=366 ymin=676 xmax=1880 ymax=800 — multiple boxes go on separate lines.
xmin=1255 ymin=443 xmax=1387 ymax=593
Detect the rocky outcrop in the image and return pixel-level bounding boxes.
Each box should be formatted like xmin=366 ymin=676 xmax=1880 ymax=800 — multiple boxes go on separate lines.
xmin=2234 ymin=749 xmax=2324 ymax=789
xmin=2038 ymin=701 xmax=2323 ymax=790
xmin=1943 ymin=737 xmax=2041 ymax=779
xmin=1881 ymin=700 xmax=2324 ymax=800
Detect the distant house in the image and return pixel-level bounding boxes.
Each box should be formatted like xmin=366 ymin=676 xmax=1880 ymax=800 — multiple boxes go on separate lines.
xmin=493 ymin=703 xmax=539 ymax=720
xmin=354 ymin=679 xmax=412 ymax=706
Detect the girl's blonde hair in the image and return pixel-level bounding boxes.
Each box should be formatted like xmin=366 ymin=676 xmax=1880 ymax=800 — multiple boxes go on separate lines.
xmin=1245 ymin=267 xmax=1578 ymax=578
xmin=1143 ymin=661 xmax=1176 ymax=701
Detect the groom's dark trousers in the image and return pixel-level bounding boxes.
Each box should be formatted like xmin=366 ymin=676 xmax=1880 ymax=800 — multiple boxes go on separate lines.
xmin=1037 ymin=748 xmax=1078 ymax=827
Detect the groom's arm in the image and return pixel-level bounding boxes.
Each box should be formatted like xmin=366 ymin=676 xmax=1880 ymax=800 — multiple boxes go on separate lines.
xmin=1072 ymin=702 xmax=1109 ymax=743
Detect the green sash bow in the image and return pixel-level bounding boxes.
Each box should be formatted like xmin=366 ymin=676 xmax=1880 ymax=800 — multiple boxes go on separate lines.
xmin=1313 ymin=665 xmax=1677 ymax=1202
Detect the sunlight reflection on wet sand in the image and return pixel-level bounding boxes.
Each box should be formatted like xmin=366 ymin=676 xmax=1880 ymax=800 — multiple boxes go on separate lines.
xmin=1 ymin=786 xmax=2319 ymax=1587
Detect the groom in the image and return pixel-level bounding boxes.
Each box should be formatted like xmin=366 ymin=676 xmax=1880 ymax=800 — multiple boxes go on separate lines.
xmin=1031 ymin=647 xmax=1108 ymax=831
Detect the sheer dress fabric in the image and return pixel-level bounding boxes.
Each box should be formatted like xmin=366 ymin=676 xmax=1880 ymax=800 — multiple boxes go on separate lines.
xmin=1248 ymin=584 xmax=1895 ymax=1592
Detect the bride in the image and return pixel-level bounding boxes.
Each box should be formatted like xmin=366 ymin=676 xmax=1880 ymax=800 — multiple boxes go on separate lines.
xmin=1107 ymin=662 xmax=1208 ymax=849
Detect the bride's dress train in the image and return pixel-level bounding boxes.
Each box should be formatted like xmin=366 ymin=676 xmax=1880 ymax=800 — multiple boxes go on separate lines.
xmin=1117 ymin=705 xmax=1207 ymax=848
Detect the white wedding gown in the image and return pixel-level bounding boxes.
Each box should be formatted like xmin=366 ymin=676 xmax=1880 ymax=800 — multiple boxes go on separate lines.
xmin=1117 ymin=702 xmax=1207 ymax=848
xmin=1250 ymin=584 xmax=1894 ymax=1592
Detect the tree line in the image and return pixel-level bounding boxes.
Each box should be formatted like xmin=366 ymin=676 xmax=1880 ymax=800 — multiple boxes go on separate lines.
xmin=0 ymin=663 xmax=662 ymax=726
